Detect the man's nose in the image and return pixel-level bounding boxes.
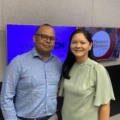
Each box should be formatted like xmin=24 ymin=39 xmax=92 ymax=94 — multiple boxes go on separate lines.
xmin=46 ymin=37 xmax=51 ymax=42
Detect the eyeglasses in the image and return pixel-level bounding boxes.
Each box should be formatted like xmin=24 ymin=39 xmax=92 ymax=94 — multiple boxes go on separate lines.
xmin=35 ymin=34 xmax=56 ymax=42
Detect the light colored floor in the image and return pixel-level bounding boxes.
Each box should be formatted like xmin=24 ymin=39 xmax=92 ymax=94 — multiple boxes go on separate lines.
xmin=110 ymin=114 xmax=120 ymax=120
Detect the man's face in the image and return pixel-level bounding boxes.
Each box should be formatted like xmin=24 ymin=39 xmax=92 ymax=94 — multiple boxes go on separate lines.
xmin=34 ymin=26 xmax=55 ymax=55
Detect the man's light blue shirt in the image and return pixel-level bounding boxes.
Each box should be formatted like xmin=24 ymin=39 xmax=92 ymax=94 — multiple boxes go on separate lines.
xmin=1 ymin=48 xmax=62 ymax=120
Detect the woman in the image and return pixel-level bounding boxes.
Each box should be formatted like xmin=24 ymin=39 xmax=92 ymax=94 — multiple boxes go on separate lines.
xmin=59 ymin=29 xmax=115 ymax=120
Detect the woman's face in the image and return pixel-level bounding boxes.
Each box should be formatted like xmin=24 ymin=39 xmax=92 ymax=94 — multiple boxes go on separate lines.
xmin=70 ymin=33 xmax=92 ymax=61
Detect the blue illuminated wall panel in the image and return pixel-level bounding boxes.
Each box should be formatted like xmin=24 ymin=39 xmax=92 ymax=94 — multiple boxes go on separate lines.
xmin=7 ymin=24 xmax=76 ymax=63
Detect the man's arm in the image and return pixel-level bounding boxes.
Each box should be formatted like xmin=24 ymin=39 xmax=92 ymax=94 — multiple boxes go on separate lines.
xmin=1 ymin=59 xmax=20 ymax=120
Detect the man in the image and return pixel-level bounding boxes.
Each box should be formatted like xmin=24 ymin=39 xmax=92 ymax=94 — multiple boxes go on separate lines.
xmin=1 ymin=24 xmax=62 ymax=120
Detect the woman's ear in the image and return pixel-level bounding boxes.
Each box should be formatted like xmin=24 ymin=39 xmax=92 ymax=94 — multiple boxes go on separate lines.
xmin=89 ymin=42 xmax=92 ymax=50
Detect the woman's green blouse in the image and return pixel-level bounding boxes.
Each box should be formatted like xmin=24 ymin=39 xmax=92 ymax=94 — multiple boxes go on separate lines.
xmin=61 ymin=58 xmax=115 ymax=120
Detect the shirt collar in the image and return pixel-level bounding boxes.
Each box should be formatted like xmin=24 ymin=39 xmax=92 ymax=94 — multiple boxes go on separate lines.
xmin=32 ymin=47 xmax=54 ymax=60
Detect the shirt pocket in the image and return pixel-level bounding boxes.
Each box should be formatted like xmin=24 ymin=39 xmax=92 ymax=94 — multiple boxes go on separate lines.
xmin=18 ymin=67 xmax=32 ymax=89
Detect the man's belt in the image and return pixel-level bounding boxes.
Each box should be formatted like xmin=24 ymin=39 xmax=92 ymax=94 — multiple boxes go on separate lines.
xmin=18 ymin=115 xmax=52 ymax=120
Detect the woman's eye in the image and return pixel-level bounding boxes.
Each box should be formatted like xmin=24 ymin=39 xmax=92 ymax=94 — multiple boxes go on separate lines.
xmin=81 ymin=42 xmax=85 ymax=44
xmin=71 ymin=41 xmax=77 ymax=44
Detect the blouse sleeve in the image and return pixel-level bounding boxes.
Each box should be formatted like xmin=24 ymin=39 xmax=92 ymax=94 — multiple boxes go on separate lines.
xmin=94 ymin=64 xmax=115 ymax=106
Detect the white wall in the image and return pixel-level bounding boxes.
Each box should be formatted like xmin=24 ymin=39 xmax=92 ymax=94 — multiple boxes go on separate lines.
xmin=0 ymin=0 xmax=2 ymax=29
xmin=0 ymin=0 xmax=120 ymax=81
xmin=93 ymin=0 xmax=120 ymax=27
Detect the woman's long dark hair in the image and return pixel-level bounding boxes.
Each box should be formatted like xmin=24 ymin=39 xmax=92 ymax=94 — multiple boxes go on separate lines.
xmin=62 ymin=29 xmax=96 ymax=79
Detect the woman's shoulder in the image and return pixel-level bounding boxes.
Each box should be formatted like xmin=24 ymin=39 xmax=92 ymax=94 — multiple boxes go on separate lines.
xmin=88 ymin=58 xmax=106 ymax=71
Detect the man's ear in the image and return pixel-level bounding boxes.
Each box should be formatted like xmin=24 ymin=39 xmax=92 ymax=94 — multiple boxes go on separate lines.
xmin=33 ymin=35 xmax=36 ymax=43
